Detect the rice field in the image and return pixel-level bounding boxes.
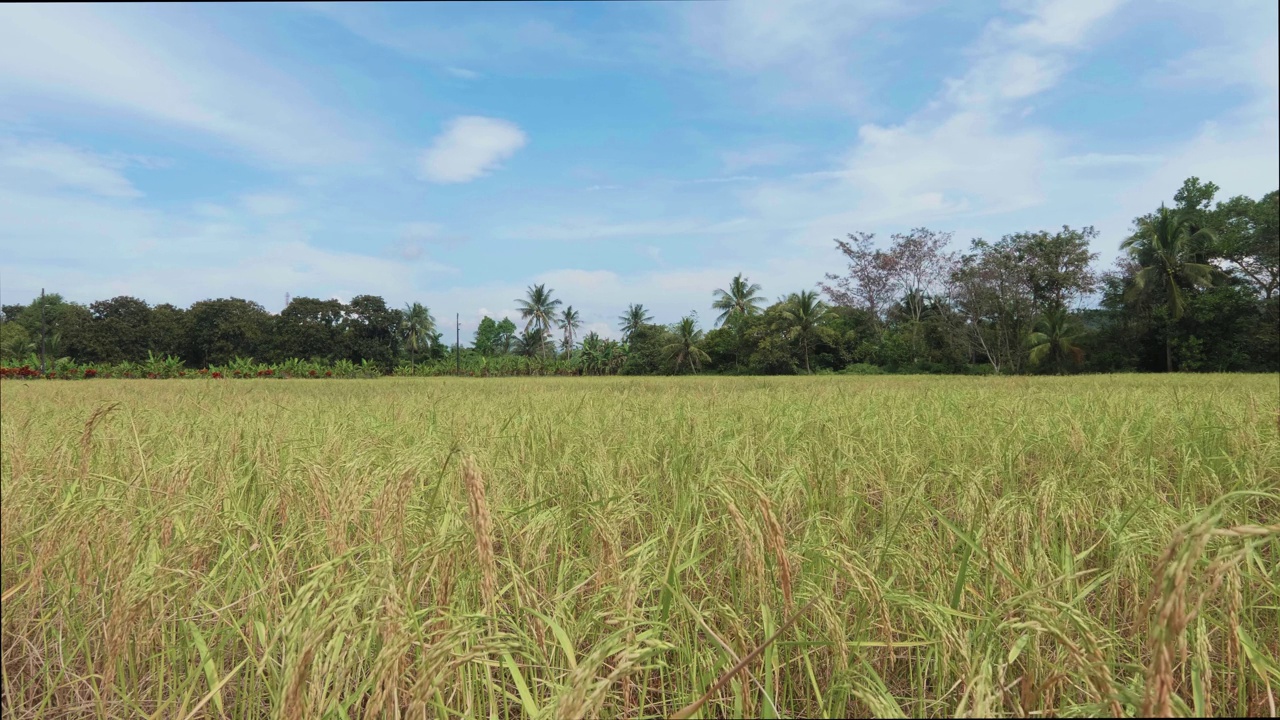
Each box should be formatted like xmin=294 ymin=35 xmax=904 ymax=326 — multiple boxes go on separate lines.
xmin=1 ymin=375 xmax=1277 ymax=718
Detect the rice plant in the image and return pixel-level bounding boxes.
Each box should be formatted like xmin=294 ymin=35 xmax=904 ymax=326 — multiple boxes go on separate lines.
xmin=1 ymin=374 xmax=1276 ymax=717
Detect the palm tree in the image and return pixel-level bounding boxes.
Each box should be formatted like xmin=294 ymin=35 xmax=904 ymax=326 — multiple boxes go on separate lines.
xmin=780 ymin=290 xmax=829 ymax=373
xmin=618 ymin=303 xmax=653 ymax=340
xmin=1120 ymin=205 xmax=1220 ymax=371
xmin=712 ymin=273 xmax=764 ymax=327
xmin=1026 ymin=307 xmax=1083 ymax=374
xmin=713 ymin=274 xmax=764 ymax=371
xmin=559 ymin=306 xmax=582 ymax=359
xmin=578 ymin=331 xmax=602 ymax=374
xmin=401 ymin=302 xmax=436 ymax=367
xmin=663 ymin=316 xmax=711 ymax=374
xmin=516 ymin=284 xmax=562 ymax=358
xmin=515 ymin=327 xmax=549 ymax=358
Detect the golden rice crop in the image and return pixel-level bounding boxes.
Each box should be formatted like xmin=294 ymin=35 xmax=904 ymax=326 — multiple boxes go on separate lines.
xmin=1 ymin=374 xmax=1277 ymax=718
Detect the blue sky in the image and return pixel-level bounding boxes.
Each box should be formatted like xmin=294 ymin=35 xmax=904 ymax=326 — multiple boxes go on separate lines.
xmin=1 ymin=0 xmax=1276 ymax=339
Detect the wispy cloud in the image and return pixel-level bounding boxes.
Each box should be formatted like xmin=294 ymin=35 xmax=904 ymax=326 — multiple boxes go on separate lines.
xmin=497 ymin=217 xmax=747 ymax=242
xmin=310 ymin=4 xmax=590 ymax=74
xmin=446 ymin=66 xmax=481 ymax=80
xmin=1060 ymin=153 xmax=1163 ymax=167
xmin=722 ymin=143 xmax=802 ymax=173
xmin=677 ymin=0 xmax=916 ymax=111
xmin=0 ymin=5 xmax=368 ymax=167
xmin=241 ymin=193 xmax=299 ymax=217
xmin=418 ymin=116 xmax=528 ymax=184
xmin=0 ymin=137 xmax=142 ymax=198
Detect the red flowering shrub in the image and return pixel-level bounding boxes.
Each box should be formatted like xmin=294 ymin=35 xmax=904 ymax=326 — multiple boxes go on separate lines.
xmin=325 ymin=370 xmax=333 ymax=377
xmin=211 ymin=371 xmax=223 ymax=379
xmin=84 ymin=368 xmax=98 ymax=378
xmin=309 ymin=369 xmax=317 ymax=377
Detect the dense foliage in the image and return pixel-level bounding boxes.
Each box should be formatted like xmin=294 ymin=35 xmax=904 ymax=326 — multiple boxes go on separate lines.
xmin=2 ymin=178 xmax=1275 ymax=377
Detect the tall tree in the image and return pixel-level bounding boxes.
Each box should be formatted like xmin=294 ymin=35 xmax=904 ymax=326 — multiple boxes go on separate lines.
xmin=343 ymin=295 xmax=402 ymax=371
xmin=779 ymin=290 xmax=829 ymax=373
xmin=1213 ymin=190 xmax=1279 ymax=300
xmin=822 ymin=228 xmax=956 ymax=362
xmin=515 ymin=327 xmax=551 ymax=358
xmin=711 ymin=273 xmax=764 ymax=327
xmin=185 ymin=298 xmax=273 ymax=367
xmin=820 ymin=232 xmax=897 ymax=324
xmin=951 ymin=238 xmax=1037 ymax=375
xmin=516 ymin=284 xmax=562 ymax=357
xmin=618 ymin=303 xmax=653 ymax=340
xmin=1026 ymin=307 xmax=1084 ymax=374
xmin=1120 ymin=205 xmax=1220 ymax=371
xmin=663 ymin=316 xmax=710 ymax=374
xmin=274 ymin=296 xmax=345 ymax=362
xmin=558 ymin=306 xmax=582 ymax=358
xmin=473 ymin=316 xmax=499 ymax=356
xmin=149 ymin=304 xmax=189 ymax=360
xmin=712 ymin=273 xmax=765 ymax=370
xmin=495 ymin=318 xmax=517 ymax=354
xmin=401 ymin=302 xmax=436 ymax=366
xmin=86 ymin=295 xmax=154 ymax=364
xmin=1017 ymin=226 xmax=1100 ymax=311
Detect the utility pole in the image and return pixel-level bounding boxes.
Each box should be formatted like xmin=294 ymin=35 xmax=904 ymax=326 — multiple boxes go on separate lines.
xmin=456 ymin=313 xmax=461 ymax=376
xmin=39 ymin=288 xmax=47 ymax=374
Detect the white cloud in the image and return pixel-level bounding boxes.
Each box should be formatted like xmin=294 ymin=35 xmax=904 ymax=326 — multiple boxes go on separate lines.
xmin=446 ymin=67 xmax=481 ymax=80
xmin=1060 ymin=153 xmax=1163 ymax=167
xmin=945 ymin=0 xmax=1127 ymax=111
xmin=722 ymin=143 xmax=802 ymax=172
xmin=312 ymin=5 xmax=590 ymax=74
xmin=1154 ymin=0 xmax=1278 ymax=96
xmin=418 ymin=116 xmax=527 ymax=184
xmin=0 ymin=137 xmax=142 ymax=198
xmin=0 ymin=186 xmax=455 ymax=312
xmin=723 ymin=0 xmax=1128 ymax=242
xmin=678 ymin=0 xmax=913 ymax=110
xmin=1004 ymin=0 xmax=1127 ymax=47
xmin=0 ymin=5 xmax=368 ymax=167
xmin=847 ymin=112 xmax=1052 ymax=216
xmin=399 ymin=222 xmax=444 ymax=242
xmin=676 ymin=175 xmax=760 ymax=186
xmin=241 ymin=193 xmax=299 ymax=217
xmin=497 ymin=217 xmax=747 ymax=242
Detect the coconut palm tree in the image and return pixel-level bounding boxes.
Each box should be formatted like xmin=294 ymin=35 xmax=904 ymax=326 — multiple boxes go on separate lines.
xmin=780 ymin=290 xmax=829 ymax=373
xmin=1026 ymin=307 xmax=1083 ymax=374
xmin=618 ymin=303 xmax=653 ymax=340
xmin=712 ymin=273 xmax=764 ymax=327
xmin=559 ymin=306 xmax=582 ymax=359
xmin=516 ymin=284 xmax=562 ymax=358
xmin=578 ymin=331 xmax=602 ymax=374
xmin=401 ymin=302 xmax=436 ymax=367
xmin=663 ymin=316 xmax=711 ymax=374
xmin=515 ymin=327 xmax=550 ymax=358
xmin=1120 ymin=205 xmax=1220 ymax=371
xmin=713 ymin=274 xmax=764 ymax=371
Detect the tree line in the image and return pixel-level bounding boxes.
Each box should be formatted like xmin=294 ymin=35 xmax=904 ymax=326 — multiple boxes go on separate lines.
xmin=2 ymin=177 xmax=1275 ymax=376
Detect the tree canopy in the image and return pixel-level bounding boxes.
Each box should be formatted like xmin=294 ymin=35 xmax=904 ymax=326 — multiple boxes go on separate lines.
xmin=3 ymin=177 xmax=1274 ymax=377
